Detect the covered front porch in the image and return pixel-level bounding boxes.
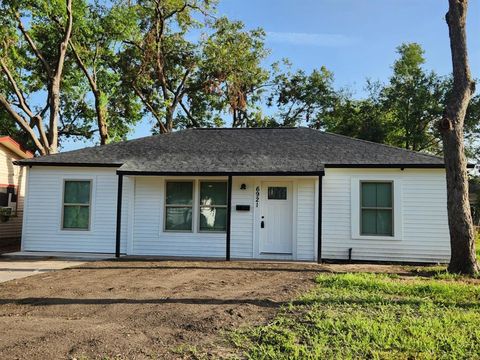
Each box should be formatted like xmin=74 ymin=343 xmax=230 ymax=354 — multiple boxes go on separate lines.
xmin=114 ymin=173 xmax=323 ymax=262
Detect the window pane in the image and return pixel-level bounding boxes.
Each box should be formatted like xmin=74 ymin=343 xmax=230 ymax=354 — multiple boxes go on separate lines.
xmin=376 ymin=183 xmax=392 ymax=207
xmin=361 ymin=183 xmax=377 ymax=207
xmin=63 ymin=205 xmax=89 ymax=229
xmin=165 ymin=207 xmax=192 ymax=231
xmin=377 ymin=210 xmax=393 ymax=235
xmin=200 ymin=207 xmax=227 ymax=231
xmin=0 ymin=187 xmax=8 ymax=207
xmin=166 ymin=182 xmax=193 ymax=205
xmin=361 ymin=209 xmax=377 ymax=235
xmin=268 ymin=187 xmax=287 ymax=200
xmin=200 ymin=182 xmax=227 ymax=206
xmin=64 ymin=181 xmax=90 ymax=204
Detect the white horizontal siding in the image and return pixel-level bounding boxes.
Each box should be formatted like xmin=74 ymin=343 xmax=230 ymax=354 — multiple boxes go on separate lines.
xmin=132 ymin=177 xmax=226 ymax=257
xmin=322 ymin=168 xmax=450 ymax=263
xmin=296 ymin=180 xmax=315 ymax=261
xmin=22 ymin=167 xmax=123 ymax=253
xmin=231 ymin=177 xmax=254 ymax=258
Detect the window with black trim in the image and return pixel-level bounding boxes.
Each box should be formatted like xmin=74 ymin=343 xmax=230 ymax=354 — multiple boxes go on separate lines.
xmin=360 ymin=182 xmax=393 ymax=236
xmin=62 ymin=180 xmax=91 ymax=230
xmin=199 ymin=181 xmax=227 ymax=232
xmin=165 ymin=181 xmax=193 ymax=231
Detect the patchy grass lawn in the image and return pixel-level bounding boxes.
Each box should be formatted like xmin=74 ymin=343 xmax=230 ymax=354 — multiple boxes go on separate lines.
xmin=231 ymin=272 xmax=480 ymax=359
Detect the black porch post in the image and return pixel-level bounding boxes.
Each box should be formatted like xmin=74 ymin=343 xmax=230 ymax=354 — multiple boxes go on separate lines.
xmin=226 ymin=175 xmax=232 ymax=261
xmin=317 ymin=174 xmax=323 ymax=264
xmin=115 ymin=173 xmax=124 ymax=258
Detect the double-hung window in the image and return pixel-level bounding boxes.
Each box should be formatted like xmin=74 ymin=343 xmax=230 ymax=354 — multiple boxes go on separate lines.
xmin=360 ymin=182 xmax=393 ymax=236
xmin=62 ymin=180 xmax=91 ymax=230
xmin=199 ymin=181 xmax=227 ymax=232
xmin=165 ymin=181 xmax=193 ymax=231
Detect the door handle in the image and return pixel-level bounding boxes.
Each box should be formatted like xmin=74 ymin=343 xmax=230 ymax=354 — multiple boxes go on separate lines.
xmin=261 ymin=220 xmax=265 ymax=228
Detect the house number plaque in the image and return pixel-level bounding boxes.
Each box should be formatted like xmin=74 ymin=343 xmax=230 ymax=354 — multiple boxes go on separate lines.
xmin=255 ymin=186 xmax=260 ymax=207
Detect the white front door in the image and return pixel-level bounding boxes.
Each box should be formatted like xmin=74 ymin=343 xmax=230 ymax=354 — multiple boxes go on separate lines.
xmin=259 ymin=182 xmax=293 ymax=254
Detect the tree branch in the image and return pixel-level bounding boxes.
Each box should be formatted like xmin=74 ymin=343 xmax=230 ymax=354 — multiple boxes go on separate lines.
xmin=15 ymin=13 xmax=53 ymax=78
xmin=0 ymin=94 xmax=46 ymax=154
xmin=132 ymin=84 xmax=168 ymax=134
xmin=179 ymin=100 xmax=200 ymax=127
xmin=0 ymin=58 xmax=34 ymax=119
xmin=69 ymin=41 xmax=97 ymax=92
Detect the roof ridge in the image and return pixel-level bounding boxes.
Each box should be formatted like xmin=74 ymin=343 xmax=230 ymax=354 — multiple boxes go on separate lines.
xmin=321 ymin=130 xmax=443 ymax=160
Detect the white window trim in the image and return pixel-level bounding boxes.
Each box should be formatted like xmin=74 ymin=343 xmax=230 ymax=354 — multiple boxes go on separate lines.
xmin=60 ymin=178 xmax=93 ymax=232
xmin=351 ymin=177 xmax=403 ymax=241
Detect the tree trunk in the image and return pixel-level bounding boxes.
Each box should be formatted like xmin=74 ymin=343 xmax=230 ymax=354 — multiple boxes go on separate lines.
xmin=441 ymin=0 xmax=478 ymax=275
xmin=94 ymin=89 xmax=109 ymax=145
xmin=165 ymin=106 xmax=174 ymax=133
xmin=48 ymin=79 xmax=61 ymax=154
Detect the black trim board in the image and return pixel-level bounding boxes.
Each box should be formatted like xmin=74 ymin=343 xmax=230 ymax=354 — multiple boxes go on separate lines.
xmin=317 ymin=174 xmax=323 ymax=264
xmin=324 ymin=164 xmax=449 ymax=169
xmin=117 ymin=170 xmax=325 ymax=176
xmin=15 ymin=161 xmax=122 ymax=167
xmin=17 ymin=162 xmax=470 ymax=170
xmin=226 ymin=175 xmax=232 ymax=261
xmin=115 ymin=174 xmax=124 ymax=258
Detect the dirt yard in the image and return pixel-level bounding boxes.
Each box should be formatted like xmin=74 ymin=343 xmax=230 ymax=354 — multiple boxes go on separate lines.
xmin=0 ymin=260 xmax=329 ymax=359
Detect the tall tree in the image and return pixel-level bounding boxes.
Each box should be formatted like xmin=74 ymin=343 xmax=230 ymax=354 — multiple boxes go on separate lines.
xmin=0 ymin=0 xmax=73 ymax=155
xmin=200 ymin=17 xmax=270 ymax=128
xmin=268 ymin=67 xmax=335 ymax=127
xmin=66 ymin=1 xmax=142 ymax=144
xmin=382 ymin=43 xmax=446 ymax=153
xmin=319 ymin=84 xmax=392 ymax=144
xmin=120 ymin=1 xmax=272 ymax=132
xmin=440 ymin=0 xmax=478 ymax=274
xmin=120 ymin=0 xmax=216 ymax=133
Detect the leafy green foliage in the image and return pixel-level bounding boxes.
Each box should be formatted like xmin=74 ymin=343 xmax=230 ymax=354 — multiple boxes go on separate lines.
xmin=318 ymin=82 xmax=392 ymax=144
xmin=120 ymin=1 xmax=270 ymax=132
xmin=66 ymin=0 xmax=143 ymax=143
xmin=233 ymin=273 xmax=480 ymax=359
xmin=0 ymin=0 xmax=79 ymax=153
xmin=267 ymin=42 xmax=479 ymax=158
xmin=268 ymin=67 xmax=335 ymax=127
xmin=381 ymin=43 xmax=447 ymax=152
xmin=200 ymin=17 xmax=270 ymax=127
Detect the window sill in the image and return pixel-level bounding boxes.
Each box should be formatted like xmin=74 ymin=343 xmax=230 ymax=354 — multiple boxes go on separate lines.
xmin=352 ymin=235 xmax=401 ymax=241
xmin=60 ymin=229 xmax=91 ymax=233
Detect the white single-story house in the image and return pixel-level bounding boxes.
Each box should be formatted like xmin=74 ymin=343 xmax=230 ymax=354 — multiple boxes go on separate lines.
xmin=16 ymin=128 xmax=459 ymax=263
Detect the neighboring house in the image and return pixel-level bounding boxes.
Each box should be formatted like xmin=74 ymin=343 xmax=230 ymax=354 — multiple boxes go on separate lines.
xmin=0 ymin=136 xmax=33 ymax=245
xmin=16 ymin=128 xmax=458 ymax=263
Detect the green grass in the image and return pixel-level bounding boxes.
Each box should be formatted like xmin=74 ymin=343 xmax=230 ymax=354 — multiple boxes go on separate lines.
xmin=232 ymin=273 xmax=480 ymax=359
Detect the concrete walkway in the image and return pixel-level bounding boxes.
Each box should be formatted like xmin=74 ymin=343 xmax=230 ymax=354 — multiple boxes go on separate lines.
xmin=0 ymin=252 xmax=112 ymax=283
xmin=0 ymin=259 xmax=86 ymax=283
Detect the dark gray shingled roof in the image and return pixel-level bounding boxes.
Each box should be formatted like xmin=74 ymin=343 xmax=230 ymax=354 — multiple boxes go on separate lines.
xmin=16 ymin=128 xmax=445 ymax=174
